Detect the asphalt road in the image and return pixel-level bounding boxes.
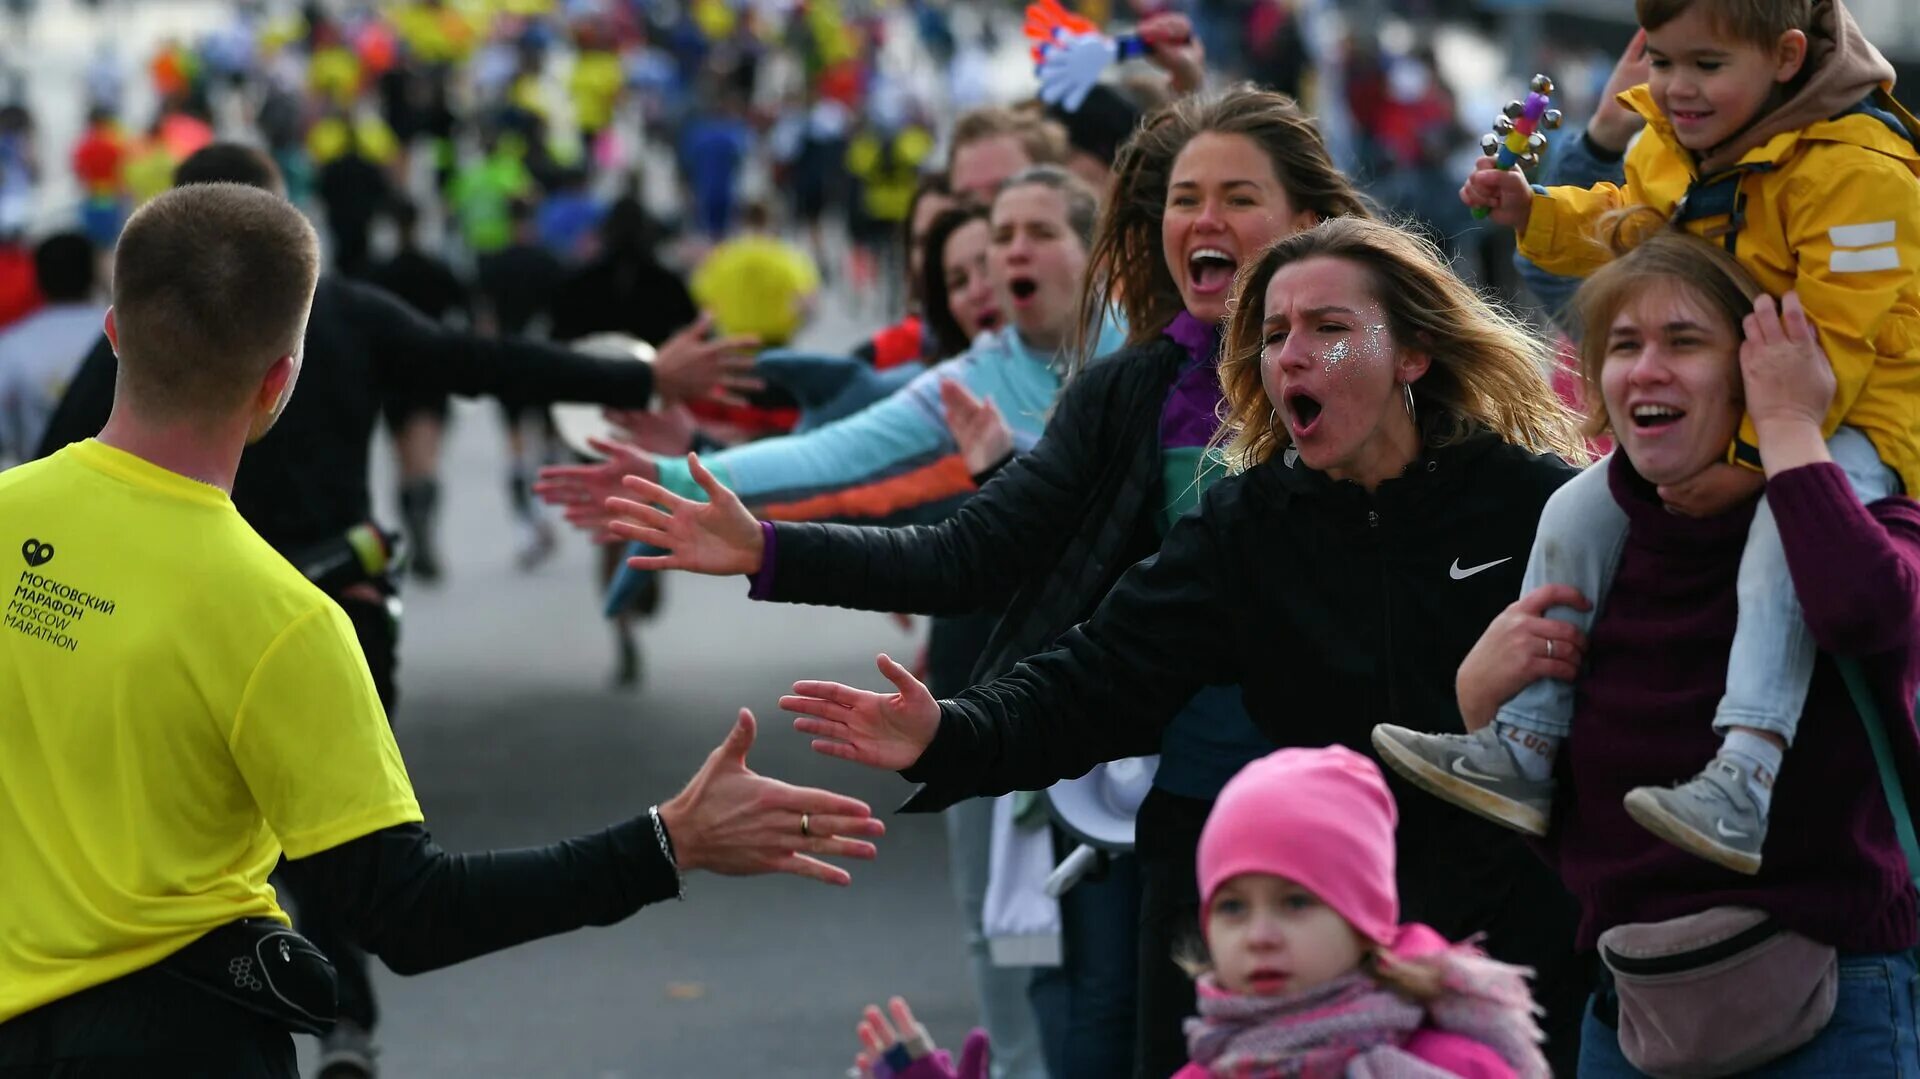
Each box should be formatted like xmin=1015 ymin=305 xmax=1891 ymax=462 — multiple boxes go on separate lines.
xmin=298 ymin=293 xmax=981 ymax=1078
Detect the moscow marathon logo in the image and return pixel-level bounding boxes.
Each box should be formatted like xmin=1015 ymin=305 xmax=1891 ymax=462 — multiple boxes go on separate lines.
xmin=10 ymin=538 xmax=116 ymax=653
xmin=21 ymin=538 xmax=53 ymax=567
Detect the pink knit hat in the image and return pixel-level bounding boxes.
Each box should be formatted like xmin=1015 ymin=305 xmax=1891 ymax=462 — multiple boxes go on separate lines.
xmin=1196 ymin=745 xmax=1401 ymax=946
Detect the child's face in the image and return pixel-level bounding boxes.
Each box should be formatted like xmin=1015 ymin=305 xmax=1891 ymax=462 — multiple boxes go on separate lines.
xmin=1205 ymin=873 xmax=1370 ymax=997
xmin=1645 ymin=8 xmax=1807 ymax=152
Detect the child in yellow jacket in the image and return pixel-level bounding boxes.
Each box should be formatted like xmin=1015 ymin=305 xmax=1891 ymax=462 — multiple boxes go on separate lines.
xmin=1372 ymin=0 xmax=1920 ymax=876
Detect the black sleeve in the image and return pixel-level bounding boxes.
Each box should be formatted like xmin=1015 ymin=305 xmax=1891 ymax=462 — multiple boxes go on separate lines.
xmin=348 ymin=279 xmax=656 ymax=407
xmin=279 ymin=817 xmax=680 ymax=976
xmin=900 ymin=492 xmax=1241 ymax=808
xmin=761 ymin=359 xmax=1127 ymax=616
xmin=33 ymin=334 xmax=116 ymax=459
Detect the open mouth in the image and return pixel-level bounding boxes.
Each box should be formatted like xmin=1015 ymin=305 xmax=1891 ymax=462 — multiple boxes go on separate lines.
xmin=1630 ymin=403 xmax=1686 ymax=430
xmin=1285 ymin=388 xmax=1324 ymax=436
xmin=1188 ymin=248 xmax=1237 ymax=296
xmin=975 ymin=307 xmax=1003 ymax=332
xmin=1008 ymin=277 xmax=1039 ymax=305
xmin=1247 ymin=968 xmax=1290 ymax=993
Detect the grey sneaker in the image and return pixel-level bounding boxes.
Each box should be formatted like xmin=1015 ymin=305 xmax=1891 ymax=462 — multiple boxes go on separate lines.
xmin=1371 ymin=723 xmax=1555 ymax=836
xmin=1623 ymin=758 xmax=1767 ymax=875
xmin=316 ymin=1020 xmax=378 ymax=1079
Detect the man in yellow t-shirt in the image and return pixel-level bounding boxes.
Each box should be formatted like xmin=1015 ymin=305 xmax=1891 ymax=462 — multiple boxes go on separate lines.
xmin=0 ymin=184 xmax=884 ymax=1077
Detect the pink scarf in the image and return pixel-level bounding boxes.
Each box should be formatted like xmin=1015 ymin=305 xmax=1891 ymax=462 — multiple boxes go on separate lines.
xmin=1185 ymin=971 xmax=1430 ymax=1079
xmin=1183 ymin=932 xmax=1549 ymax=1079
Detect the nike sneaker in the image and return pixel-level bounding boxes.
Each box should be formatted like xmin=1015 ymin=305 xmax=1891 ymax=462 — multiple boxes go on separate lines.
xmin=1622 ymin=757 xmax=1765 ymax=875
xmin=1371 ymin=723 xmax=1554 ymax=836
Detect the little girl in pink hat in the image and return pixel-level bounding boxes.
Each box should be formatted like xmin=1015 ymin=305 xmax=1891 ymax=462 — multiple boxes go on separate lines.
xmin=1177 ymin=746 xmax=1549 ymax=1079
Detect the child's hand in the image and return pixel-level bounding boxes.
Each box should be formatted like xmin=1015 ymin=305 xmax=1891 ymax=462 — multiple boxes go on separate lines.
xmin=853 ymin=996 xmax=990 ymax=1079
xmin=1460 ymin=156 xmax=1534 ymax=232
xmin=1656 ymin=463 xmax=1765 ymax=518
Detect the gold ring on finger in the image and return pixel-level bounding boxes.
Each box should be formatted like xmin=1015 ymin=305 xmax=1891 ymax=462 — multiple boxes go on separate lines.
xmin=800 ymin=813 xmax=811 ymax=838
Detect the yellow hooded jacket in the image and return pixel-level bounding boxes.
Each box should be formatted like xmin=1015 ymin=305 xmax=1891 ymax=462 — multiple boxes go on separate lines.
xmin=1519 ymin=82 xmax=1920 ymax=490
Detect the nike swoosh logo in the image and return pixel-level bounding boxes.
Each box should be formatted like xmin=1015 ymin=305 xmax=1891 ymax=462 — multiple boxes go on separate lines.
xmin=1449 ymin=556 xmax=1514 ymax=580
xmin=1451 ymin=757 xmax=1504 ymax=783
xmin=1715 ymin=819 xmax=1751 ymax=839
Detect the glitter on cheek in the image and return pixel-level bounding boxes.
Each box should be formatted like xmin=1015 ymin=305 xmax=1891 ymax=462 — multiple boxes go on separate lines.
xmin=1359 ymin=323 xmax=1390 ymax=358
xmin=1319 ymin=338 xmax=1350 ymax=372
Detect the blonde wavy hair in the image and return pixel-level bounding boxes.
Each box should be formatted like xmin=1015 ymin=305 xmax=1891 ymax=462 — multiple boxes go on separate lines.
xmin=1216 ymin=217 xmax=1589 ymax=472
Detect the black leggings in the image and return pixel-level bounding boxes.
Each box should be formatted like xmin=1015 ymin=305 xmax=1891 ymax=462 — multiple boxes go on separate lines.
xmin=0 ymin=964 xmax=296 ymax=1078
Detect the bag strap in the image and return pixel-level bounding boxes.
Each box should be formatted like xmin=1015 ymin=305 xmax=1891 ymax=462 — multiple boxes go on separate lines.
xmin=1836 ymin=656 xmax=1920 ymax=891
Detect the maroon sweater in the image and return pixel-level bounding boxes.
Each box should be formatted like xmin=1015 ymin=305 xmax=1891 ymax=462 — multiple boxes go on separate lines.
xmin=1549 ymin=456 xmax=1920 ymax=953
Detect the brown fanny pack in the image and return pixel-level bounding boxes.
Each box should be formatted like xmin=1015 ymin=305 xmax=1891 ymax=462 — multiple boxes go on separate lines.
xmin=1598 ymin=906 xmax=1837 ymax=1078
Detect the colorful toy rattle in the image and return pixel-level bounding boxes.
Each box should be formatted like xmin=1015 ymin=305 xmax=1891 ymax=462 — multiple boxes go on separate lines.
xmin=1025 ymin=0 xmax=1149 ymax=112
xmin=1471 ymin=74 xmax=1564 ymax=219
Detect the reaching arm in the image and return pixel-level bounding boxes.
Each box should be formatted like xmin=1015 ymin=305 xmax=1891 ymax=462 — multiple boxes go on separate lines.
xmin=782 ymin=495 xmax=1239 ymax=810
xmin=650 ymin=364 xmax=964 ymax=507
xmin=1514 ymin=173 xmax=1638 ymax=280
xmin=1514 ymin=132 xmax=1628 ymax=334
xmin=609 ymin=356 xmax=1145 ymax=616
xmin=759 ymin=455 xmax=980 ymax=522
xmin=754 ymin=359 xmax=1130 ymax=615
xmin=276 ymin=706 xmax=885 ymax=976
xmin=279 ymin=817 xmax=678 ymax=975
xmin=910 ymin=501 xmax=1238 ymax=805
xmin=350 ymin=279 xmax=659 ymax=408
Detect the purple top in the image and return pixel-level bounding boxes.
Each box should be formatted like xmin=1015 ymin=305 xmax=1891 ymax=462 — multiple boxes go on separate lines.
xmin=1548 ymin=455 xmax=1920 ymax=953
xmin=1159 ymin=311 xmax=1224 ymax=449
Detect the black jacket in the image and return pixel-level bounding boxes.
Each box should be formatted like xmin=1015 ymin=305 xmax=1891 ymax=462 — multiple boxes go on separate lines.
xmin=765 ymin=338 xmax=1186 ymax=689
xmin=34 ymin=275 xmax=656 ymax=553
xmin=903 ymin=432 xmax=1586 ymax=988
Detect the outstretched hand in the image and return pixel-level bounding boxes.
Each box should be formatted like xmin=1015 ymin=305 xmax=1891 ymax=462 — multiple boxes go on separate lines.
xmin=657 ymin=709 xmax=885 ymax=887
xmin=940 ymin=378 xmax=1014 ymax=478
xmin=605 ymin=453 xmax=767 ymax=576
xmin=853 ymin=996 xmax=990 ymax=1079
xmin=782 ymin=654 xmax=941 ymax=771
xmin=649 ymin=313 xmax=764 ymax=406
xmin=533 ymin=436 xmax=662 ymax=540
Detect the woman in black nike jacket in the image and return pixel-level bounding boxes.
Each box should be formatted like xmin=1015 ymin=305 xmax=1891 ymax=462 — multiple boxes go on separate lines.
xmin=611 ymin=86 xmax=1374 ymax=1078
xmin=770 ymin=217 xmax=1600 ymax=1066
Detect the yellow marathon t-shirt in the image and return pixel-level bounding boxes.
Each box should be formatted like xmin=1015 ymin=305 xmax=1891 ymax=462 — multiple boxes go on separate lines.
xmin=0 ymin=440 xmax=423 ymax=1023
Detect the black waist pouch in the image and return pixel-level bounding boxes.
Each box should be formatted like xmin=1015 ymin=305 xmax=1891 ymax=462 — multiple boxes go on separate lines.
xmin=157 ymin=918 xmax=338 ymax=1035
